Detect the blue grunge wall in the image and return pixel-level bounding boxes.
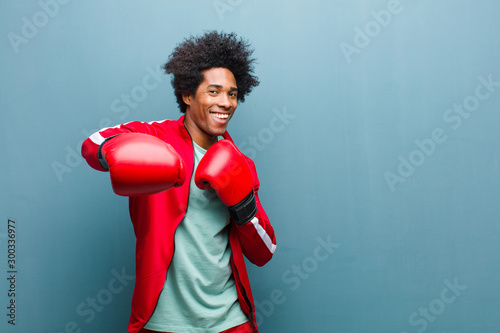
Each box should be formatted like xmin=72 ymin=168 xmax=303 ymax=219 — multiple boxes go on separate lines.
xmin=1 ymin=0 xmax=500 ymax=332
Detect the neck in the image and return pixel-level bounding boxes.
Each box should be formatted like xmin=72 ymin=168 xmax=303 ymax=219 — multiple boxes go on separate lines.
xmin=183 ymin=119 xmax=217 ymax=150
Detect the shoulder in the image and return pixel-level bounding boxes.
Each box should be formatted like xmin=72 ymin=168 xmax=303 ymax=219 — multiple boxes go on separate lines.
xmin=146 ymin=116 xmax=189 ymax=139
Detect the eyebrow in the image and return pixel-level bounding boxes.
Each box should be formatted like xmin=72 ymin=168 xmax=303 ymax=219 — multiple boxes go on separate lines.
xmin=207 ymin=84 xmax=238 ymax=91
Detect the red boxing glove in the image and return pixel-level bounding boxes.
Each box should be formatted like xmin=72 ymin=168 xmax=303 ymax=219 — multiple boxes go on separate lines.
xmin=195 ymin=139 xmax=257 ymax=225
xmin=98 ymin=133 xmax=186 ymax=196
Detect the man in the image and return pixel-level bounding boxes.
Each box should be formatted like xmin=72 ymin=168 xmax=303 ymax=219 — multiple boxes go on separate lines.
xmin=81 ymin=31 xmax=276 ymax=333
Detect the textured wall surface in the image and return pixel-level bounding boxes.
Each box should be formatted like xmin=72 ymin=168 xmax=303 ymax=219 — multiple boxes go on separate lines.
xmin=1 ymin=1 xmax=500 ymax=332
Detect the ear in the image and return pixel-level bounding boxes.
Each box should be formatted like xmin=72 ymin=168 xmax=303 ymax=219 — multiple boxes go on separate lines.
xmin=182 ymin=93 xmax=192 ymax=106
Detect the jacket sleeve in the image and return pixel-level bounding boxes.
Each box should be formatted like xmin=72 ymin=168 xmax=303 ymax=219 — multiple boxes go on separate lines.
xmin=81 ymin=121 xmax=166 ymax=171
xmin=234 ymin=159 xmax=276 ymax=267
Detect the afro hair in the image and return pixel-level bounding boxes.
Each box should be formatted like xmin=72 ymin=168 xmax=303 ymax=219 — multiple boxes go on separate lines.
xmin=164 ymin=30 xmax=259 ymax=113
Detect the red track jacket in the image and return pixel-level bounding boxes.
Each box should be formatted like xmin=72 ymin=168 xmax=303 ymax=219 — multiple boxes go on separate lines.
xmin=81 ymin=116 xmax=276 ymax=333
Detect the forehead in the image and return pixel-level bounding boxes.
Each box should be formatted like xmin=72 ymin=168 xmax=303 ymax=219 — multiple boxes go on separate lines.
xmin=200 ymin=67 xmax=237 ymax=87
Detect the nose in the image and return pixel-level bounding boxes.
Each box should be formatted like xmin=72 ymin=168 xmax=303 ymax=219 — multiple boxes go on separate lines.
xmin=217 ymin=93 xmax=232 ymax=109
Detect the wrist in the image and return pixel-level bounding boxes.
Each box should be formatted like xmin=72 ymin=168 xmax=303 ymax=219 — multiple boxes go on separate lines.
xmin=228 ymin=191 xmax=257 ymax=225
xmin=97 ymin=135 xmax=120 ymax=170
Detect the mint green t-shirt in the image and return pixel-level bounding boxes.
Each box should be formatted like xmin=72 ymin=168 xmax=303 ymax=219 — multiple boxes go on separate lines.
xmin=144 ymin=142 xmax=248 ymax=333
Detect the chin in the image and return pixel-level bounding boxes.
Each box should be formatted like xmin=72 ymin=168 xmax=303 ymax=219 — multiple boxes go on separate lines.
xmin=211 ymin=127 xmax=227 ymax=136
xmin=214 ymin=131 xmax=226 ymax=138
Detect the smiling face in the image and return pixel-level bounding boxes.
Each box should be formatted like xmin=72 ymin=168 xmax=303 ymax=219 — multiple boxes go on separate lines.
xmin=183 ymin=67 xmax=238 ymax=149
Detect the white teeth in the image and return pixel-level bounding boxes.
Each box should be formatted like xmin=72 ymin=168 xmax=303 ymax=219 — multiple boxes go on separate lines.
xmin=211 ymin=113 xmax=228 ymax=119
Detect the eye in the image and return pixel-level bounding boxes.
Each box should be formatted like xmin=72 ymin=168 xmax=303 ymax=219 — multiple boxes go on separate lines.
xmin=229 ymin=92 xmax=237 ymax=98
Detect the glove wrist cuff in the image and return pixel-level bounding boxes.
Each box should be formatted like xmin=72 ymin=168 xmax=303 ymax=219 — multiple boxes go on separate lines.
xmin=97 ymin=135 xmax=119 ymax=171
xmin=229 ymin=191 xmax=257 ymax=225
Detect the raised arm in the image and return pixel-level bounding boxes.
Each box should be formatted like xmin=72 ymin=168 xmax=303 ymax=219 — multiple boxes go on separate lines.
xmin=81 ymin=122 xmax=185 ymax=196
